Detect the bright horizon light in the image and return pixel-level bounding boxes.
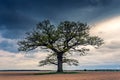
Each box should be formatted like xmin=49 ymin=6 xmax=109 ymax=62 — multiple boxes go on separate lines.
xmin=91 ymin=16 xmax=120 ymax=41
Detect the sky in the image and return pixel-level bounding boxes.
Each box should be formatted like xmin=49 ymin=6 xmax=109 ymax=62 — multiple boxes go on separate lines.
xmin=0 ymin=0 xmax=120 ymax=70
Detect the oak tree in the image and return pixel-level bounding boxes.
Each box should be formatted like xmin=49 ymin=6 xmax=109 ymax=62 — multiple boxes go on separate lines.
xmin=18 ymin=20 xmax=103 ymax=72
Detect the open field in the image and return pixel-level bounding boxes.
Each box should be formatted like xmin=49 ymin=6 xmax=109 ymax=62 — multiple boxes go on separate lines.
xmin=0 ymin=71 xmax=120 ymax=80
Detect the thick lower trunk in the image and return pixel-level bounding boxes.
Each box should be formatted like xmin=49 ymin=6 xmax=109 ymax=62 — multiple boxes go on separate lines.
xmin=57 ymin=53 xmax=63 ymax=72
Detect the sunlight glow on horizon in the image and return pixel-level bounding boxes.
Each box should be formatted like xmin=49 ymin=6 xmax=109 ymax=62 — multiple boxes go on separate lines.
xmin=91 ymin=16 xmax=120 ymax=41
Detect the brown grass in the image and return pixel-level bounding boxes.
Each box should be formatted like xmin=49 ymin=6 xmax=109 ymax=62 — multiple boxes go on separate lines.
xmin=0 ymin=71 xmax=120 ymax=80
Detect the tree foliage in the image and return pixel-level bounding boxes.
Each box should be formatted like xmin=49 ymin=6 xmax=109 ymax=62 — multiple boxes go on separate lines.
xmin=18 ymin=20 xmax=104 ymax=72
xmin=39 ymin=53 xmax=79 ymax=66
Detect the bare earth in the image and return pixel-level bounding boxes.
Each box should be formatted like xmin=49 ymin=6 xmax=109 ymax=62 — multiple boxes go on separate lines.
xmin=0 ymin=71 xmax=120 ymax=80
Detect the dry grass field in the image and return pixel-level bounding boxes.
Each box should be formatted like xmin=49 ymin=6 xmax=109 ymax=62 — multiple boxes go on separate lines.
xmin=0 ymin=71 xmax=120 ymax=80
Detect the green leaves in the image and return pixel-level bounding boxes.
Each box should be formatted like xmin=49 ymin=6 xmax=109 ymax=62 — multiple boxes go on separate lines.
xmin=18 ymin=20 xmax=104 ymax=67
xmin=63 ymin=58 xmax=79 ymax=66
xmin=39 ymin=53 xmax=79 ymax=66
xmin=18 ymin=20 xmax=103 ymax=53
xmin=87 ymin=36 xmax=104 ymax=48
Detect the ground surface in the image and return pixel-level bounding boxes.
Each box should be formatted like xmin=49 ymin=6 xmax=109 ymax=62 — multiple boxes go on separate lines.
xmin=0 ymin=71 xmax=120 ymax=80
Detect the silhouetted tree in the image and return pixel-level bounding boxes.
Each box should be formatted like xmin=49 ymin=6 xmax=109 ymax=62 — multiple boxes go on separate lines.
xmin=18 ymin=20 xmax=104 ymax=72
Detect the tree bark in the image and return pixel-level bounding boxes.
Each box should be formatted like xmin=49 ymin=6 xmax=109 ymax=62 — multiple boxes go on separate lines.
xmin=57 ymin=53 xmax=63 ymax=72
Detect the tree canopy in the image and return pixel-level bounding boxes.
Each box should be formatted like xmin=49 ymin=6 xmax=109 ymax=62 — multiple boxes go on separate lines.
xmin=18 ymin=20 xmax=104 ymax=72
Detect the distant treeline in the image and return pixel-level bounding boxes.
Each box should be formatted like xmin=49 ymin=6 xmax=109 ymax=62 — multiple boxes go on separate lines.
xmin=0 ymin=69 xmax=120 ymax=72
xmin=0 ymin=70 xmax=52 ymax=71
xmin=75 ymin=69 xmax=120 ymax=71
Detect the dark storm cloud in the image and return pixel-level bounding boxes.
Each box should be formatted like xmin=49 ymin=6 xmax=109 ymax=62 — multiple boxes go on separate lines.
xmin=0 ymin=12 xmax=37 ymax=38
xmin=0 ymin=0 xmax=119 ymax=39
xmin=0 ymin=40 xmax=17 ymax=52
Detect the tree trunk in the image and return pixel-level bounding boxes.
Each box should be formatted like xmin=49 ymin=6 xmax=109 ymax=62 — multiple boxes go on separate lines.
xmin=57 ymin=53 xmax=63 ymax=72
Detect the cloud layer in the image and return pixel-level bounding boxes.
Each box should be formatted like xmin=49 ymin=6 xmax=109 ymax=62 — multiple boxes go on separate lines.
xmin=0 ymin=0 xmax=119 ymax=39
xmin=1 ymin=16 xmax=120 ymax=70
xmin=0 ymin=0 xmax=120 ymax=70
